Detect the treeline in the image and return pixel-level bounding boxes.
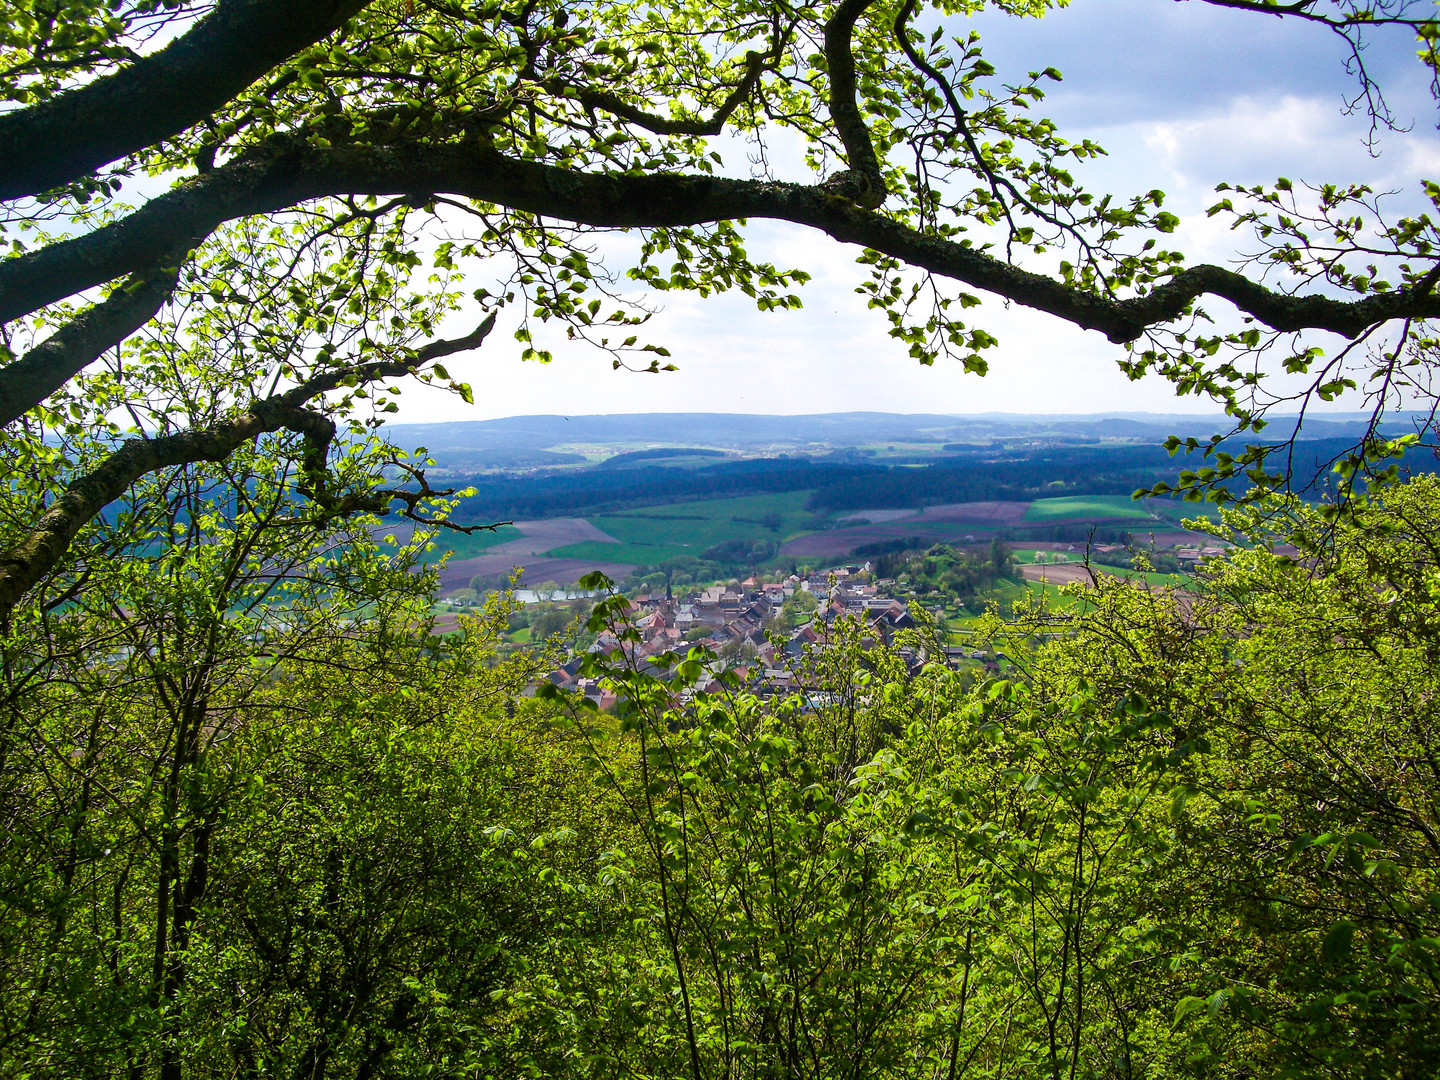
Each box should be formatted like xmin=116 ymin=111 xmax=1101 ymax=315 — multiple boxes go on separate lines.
xmin=448 ymin=445 xmax=1185 ymax=521
xmin=806 ymin=444 xmax=1180 ymax=511
xmin=597 ymin=447 xmax=730 ymax=467
xmin=450 ymin=457 xmax=844 ymax=520
xmin=444 ymin=438 xmax=1440 ymax=523
xmin=878 ymin=541 xmax=1018 ymax=602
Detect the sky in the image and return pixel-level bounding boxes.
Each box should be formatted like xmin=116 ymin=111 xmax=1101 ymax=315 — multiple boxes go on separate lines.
xmin=393 ymin=0 xmax=1440 ymax=422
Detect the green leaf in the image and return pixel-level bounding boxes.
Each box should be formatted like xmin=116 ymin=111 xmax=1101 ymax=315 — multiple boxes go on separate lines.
xmin=1323 ymin=921 xmax=1356 ymax=964
xmin=1173 ymin=995 xmax=1206 ymax=1026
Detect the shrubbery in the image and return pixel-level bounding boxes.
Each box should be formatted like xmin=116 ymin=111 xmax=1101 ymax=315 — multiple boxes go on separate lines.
xmin=6 ymin=471 xmax=1440 ymax=1077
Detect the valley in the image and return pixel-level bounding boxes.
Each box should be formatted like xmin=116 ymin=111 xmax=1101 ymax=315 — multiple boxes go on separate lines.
xmin=393 ymin=410 xmax=1377 ymax=594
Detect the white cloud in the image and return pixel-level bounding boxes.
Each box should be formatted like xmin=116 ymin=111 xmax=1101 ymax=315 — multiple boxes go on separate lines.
xmin=1137 ymin=95 xmax=1426 ymax=195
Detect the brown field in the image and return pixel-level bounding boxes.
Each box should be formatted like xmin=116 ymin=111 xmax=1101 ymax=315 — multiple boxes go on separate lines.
xmin=782 ymin=502 xmax=1041 ymax=559
xmin=836 ymin=508 xmax=921 ymax=524
xmin=1134 ymin=529 xmax=1210 ymax=547
xmin=483 ymin=517 xmax=619 ymax=555
xmin=438 ymin=555 xmax=635 ymax=590
xmin=384 ymin=516 xmax=618 ymax=553
xmin=914 ymin=501 xmax=1031 ymax=525
xmin=779 ymin=525 xmax=917 ymax=560
xmin=434 ymin=518 xmax=628 ymax=590
xmin=1018 ymin=562 xmax=1097 ymax=586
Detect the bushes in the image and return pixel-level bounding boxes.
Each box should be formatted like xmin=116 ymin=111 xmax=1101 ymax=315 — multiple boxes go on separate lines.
xmin=7 ymin=465 xmax=1440 ymax=1078
xmin=522 ymin=480 xmax=1440 ymax=1079
xmin=698 ymin=536 xmax=778 ymax=564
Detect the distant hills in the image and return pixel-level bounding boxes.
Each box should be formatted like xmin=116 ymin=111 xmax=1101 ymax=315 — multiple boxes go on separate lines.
xmin=370 ymin=411 xmax=1438 ymax=526
xmin=385 ymin=410 xmax=1426 ymax=461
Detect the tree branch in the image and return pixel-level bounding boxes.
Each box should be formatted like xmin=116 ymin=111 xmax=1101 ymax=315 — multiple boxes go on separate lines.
xmin=545 ymin=48 xmax=770 ymax=137
xmin=0 ymin=145 xmax=305 ymax=325
xmin=0 ymin=0 xmax=370 ymax=201
xmin=0 ymin=401 xmax=327 ymax=612
xmin=1196 ymin=0 xmax=1428 ymax=30
xmin=0 ymin=313 xmax=495 ymax=611
xmin=822 ymin=0 xmax=887 ymax=209
xmin=2 ymin=135 xmax=1437 ymax=398
xmin=0 ymin=251 xmax=188 ymax=428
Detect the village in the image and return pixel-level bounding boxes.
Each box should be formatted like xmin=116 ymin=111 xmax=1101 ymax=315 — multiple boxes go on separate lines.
xmin=507 ymin=529 xmax=1239 ymax=709
xmin=535 ymin=565 xmax=998 ymax=710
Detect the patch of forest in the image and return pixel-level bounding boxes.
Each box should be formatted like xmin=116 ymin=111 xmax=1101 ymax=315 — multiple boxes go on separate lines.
xmin=445 ymin=444 xmax=1171 ymax=522
xmin=446 ymin=437 xmax=1418 ymax=523
xmin=596 ymin=447 xmax=732 ymax=467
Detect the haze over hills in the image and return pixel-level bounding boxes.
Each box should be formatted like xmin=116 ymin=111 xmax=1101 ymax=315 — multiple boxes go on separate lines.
xmin=390 ymin=411 xmax=1251 ymax=450
xmin=384 ymin=410 xmax=1427 ymax=474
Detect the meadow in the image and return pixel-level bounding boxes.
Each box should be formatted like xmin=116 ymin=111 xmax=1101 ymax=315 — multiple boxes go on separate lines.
xmin=416 ymin=488 xmax=1218 ymax=589
xmin=1022 ymin=494 xmax=1160 ymax=522
xmin=422 ymin=523 xmax=523 ymax=558
xmin=547 ymin=491 xmax=817 ymax=565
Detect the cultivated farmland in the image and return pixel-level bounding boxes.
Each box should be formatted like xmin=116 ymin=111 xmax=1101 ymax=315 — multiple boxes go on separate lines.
xmin=550 ymin=491 xmax=817 ymax=565
xmin=1022 ymin=495 xmax=1159 ymax=522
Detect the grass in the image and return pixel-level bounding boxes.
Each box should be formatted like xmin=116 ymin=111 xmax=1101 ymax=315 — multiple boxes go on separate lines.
xmin=1011 ymin=548 xmax=1083 ymax=565
xmin=541 ymin=540 xmax=679 ymax=564
xmin=1023 ymin=580 xmax=1086 ymax=610
xmin=1098 ymin=565 xmax=1194 ymax=588
xmin=547 ymin=491 xmax=817 ymax=565
xmin=419 ymin=524 xmax=521 ymax=560
xmin=1010 ymin=549 xmax=1189 ymax=587
xmin=1144 ymin=497 xmax=1224 ymax=524
xmin=1023 ymin=495 xmax=1159 ymax=523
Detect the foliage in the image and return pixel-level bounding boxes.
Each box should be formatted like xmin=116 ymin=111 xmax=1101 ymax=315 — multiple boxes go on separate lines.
xmin=780 ymin=586 xmax=820 ymax=628
xmin=8 ymin=5 xmax=1440 ymax=1071
xmin=518 ymin=475 xmax=1440 ymax=1080
xmin=6 ymin=440 xmax=1440 ymax=1080
xmin=879 ymin=540 xmax=1017 ymax=601
xmin=1089 ymin=547 xmax=1183 ymax=575
xmin=699 ymin=535 xmax=779 ymax=565
xmin=0 ymin=461 xmax=566 ymax=1076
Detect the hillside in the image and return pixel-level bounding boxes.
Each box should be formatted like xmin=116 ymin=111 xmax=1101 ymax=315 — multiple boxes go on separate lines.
xmin=385 ymin=412 xmax=1435 ymax=590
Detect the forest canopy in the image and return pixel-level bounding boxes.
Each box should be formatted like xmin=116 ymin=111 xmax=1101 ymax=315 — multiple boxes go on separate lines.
xmin=4 ymin=2 xmax=1440 ymax=1079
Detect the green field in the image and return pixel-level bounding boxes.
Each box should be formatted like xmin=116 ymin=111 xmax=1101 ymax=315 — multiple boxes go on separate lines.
xmin=543 ymin=540 xmax=688 ymax=564
xmin=947 ymin=578 xmax=1084 ymax=614
xmin=1145 ymin=497 xmax=1224 ymax=524
xmin=600 ymin=453 xmax=732 ymax=471
xmin=422 ymin=523 xmax=521 ymax=559
xmin=548 ymin=491 xmax=816 ymax=565
xmin=1099 ymin=565 xmax=1193 ymax=587
xmin=1011 ymin=548 xmax=1190 ymax=585
xmin=1022 ymin=495 xmax=1159 ymax=523
xmin=1023 ymin=579 xmax=1089 ymax=610
xmin=1012 ymin=548 xmax=1074 ymax=565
